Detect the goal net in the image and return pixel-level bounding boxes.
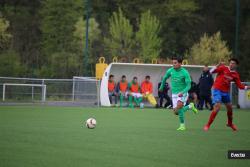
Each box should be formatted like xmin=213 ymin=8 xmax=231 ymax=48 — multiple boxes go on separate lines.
xmin=72 ymin=77 xmax=100 ymax=106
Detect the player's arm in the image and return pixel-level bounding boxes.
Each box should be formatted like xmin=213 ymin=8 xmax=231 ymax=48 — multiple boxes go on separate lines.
xmin=209 ymin=63 xmax=224 ymax=74
xmin=149 ymin=83 xmax=153 ymax=94
xmin=141 ymin=83 xmax=145 ymax=94
xmin=180 ymin=72 xmax=191 ymax=96
xmin=128 ymin=83 xmax=132 ymax=93
xmin=159 ymin=69 xmax=171 ymax=91
xmin=234 ymin=74 xmax=250 ymax=90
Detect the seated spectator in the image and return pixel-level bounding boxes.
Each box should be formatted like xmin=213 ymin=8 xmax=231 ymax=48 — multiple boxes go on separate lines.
xmin=108 ymin=74 xmax=117 ymax=106
xmin=116 ymin=75 xmax=128 ymax=107
xmin=128 ymin=77 xmax=143 ymax=108
xmin=158 ymin=79 xmax=172 ymax=108
xmin=188 ymin=78 xmax=199 ymax=107
xmin=141 ymin=75 xmax=158 ymax=108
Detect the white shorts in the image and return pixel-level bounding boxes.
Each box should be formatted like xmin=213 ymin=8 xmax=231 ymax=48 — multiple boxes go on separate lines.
xmin=172 ymin=93 xmax=189 ymax=109
xmin=130 ymin=92 xmax=143 ymax=98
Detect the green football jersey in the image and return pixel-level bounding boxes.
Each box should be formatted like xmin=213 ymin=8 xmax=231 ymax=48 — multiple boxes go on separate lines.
xmin=160 ymin=67 xmax=191 ymax=94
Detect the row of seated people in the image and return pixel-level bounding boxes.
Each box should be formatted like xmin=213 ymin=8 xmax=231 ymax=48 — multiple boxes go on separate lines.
xmin=108 ymin=74 xmax=172 ymax=108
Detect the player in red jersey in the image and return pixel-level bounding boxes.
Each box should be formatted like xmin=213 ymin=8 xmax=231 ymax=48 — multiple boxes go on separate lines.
xmin=204 ymin=58 xmax=250 ymax=131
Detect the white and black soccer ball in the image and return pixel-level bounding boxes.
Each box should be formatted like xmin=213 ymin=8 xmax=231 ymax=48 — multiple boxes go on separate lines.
xmin=86 ymin=118 xmax=97 ymax=129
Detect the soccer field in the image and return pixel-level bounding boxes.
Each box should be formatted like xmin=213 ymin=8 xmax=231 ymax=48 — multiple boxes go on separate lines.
xmin=0 ymin=106 xmax=250 ymax=167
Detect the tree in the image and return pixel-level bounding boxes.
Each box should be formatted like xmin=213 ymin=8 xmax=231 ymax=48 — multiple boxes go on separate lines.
xmin=104 ymin=8 xmax=134 ymax=61
xmin=0 ymin=50 xmax=24 ymax=77
xmin=161 ymin=0 xmax=202 ymax=57
xmin=40 ymin=0 xmax=83 ymax=53
xmin=136 ymin=10 xmax=162 ymax=62
xmin=188 ymin=32 xmax=232 ymax=65
xmin=0 ymin=15 xmax=23 ymax=77
xmin=0 ymin=15 xmax=12 ymax=50
xmin=0 ymin=0 xmax=41 ymax=77
xmin=49 ymin=52 xmax=80 ymax=78
xmin=73 ymin=17 xmax=101 ymax=75
xmin=40 ymin=0 xmax=83 ymax=77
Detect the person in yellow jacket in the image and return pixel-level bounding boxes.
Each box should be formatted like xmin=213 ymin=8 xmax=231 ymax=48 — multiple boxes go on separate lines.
xmin=141 ymin=76 xmax=158 ymax=108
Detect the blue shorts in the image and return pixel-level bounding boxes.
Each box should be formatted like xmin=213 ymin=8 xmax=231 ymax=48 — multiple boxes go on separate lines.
xmin=212 ymin=89 xmax=231 ymax=104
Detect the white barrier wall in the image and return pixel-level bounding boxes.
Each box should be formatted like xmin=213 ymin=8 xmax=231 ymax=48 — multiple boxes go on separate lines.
xmin=100 ymin=63 xmax=204 ymax=106
xmin=238 ymin=88 xmax=250 ymax=109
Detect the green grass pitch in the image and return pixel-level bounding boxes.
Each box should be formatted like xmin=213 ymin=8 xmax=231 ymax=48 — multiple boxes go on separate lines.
xmin=0 ymin=106 xmax=250 ymax=167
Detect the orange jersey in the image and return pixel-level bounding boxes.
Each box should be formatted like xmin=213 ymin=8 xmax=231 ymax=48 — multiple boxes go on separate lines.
xmin=141 ymin=81 xmax=153 ymax=94
xmin=108 ymin=81 xmax=115 ymax=92
xmin=130 ymin=83 xmax=140 ymax=93
xmin=119 ymin=81 xmax=128 ymax=92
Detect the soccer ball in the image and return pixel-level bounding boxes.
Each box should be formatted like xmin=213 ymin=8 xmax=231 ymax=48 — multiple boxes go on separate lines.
xmin=86 ymin=118 xmax=97 ymax=129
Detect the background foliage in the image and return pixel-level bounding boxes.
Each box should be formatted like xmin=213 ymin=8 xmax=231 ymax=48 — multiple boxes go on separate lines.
xmin=0 ymin=0 xmax=250 ymax=80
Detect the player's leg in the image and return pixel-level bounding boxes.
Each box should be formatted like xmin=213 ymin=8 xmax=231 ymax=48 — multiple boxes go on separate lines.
xmin=204 ymin=89 xmax=222 ymax=131
xmin=206 ymin=95 xmax=213 ymax=110
xmin=171 ymin=97 xmax=184 ymax=130
xmin=147 ymin=94 xmax=158 ymax=108
xmin=183 ymin=93 xmax=198 ymax=114
xmin=158 ymin=93 xmax=164 ymax=107
xmin=119 ymin=92 xmax=125 ymax=107
xmin=205 ymin=102 xmax=220 ymax=128
xmin=192 ymin=93 xmax=198 ymax=107
xmin=114 ymin=93 xmax=118 ymax=105
xmin=224 ymin=95 xmax=238 ymax=131
xmin=134 ymin=94 xmax=143 ymax=107
xmin=164 ymin=94 xmax=172 ymax=108
xmin=134 ymin=97 xmax=139 ymax=106
xmin=108 ymin=92 xmax=113 ymax=105
xmin=128 ymin=95 xmax=134 ymax=108
xmin=175 ymin=94 xmax=197 ymax=130
xmin=176 ymin=101 xmax=186 ymax=130
xmin=225 ymin=103 xmax=237 ymax=131
xmin=198 ymin=95 xmax=205 ymax=110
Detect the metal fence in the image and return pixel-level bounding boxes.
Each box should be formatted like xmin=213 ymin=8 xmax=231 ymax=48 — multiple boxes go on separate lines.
xmin=0 ymin=77 xmax=100 ymax=106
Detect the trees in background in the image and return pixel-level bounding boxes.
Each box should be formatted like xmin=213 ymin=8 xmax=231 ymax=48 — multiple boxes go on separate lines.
xmin=0 ymin=15 xmax=12 ymax=50
xmin=104 ymin=8 xmax=134 ymax=61
xmin=104 ymin=9 xmax=162 ymax=63
xmin=188 ymin=32 xmax=232 ymax=65
xmin=74 ymin=17 xmax=101 ymax=75
xmin=0 ymin=0 xmax=250 ymax=80
xmin=136 ymin=10 xmax=162 ymax=63
xmin=39 ymin=0 xmax=83 ymax=78
xmin=0 ymin=15 xmax=23 ymax=77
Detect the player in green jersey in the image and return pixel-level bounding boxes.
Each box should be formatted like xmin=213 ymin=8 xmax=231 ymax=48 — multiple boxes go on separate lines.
xmin=159 ymin=57 xmax=198 ymax=131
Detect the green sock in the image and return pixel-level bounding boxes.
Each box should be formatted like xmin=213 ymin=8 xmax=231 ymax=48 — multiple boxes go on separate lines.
xmin=128 ymin=96 xmax=133 ymax=105
xmin=134 ymin=97 xmax=142 ymax=106
xmin=120 ymin=94 xmax=124 ymax=106
xmin=138 ymin=97 xmax=143 ymax=103
xmin=178 ymin=108 xmax=185 ymax=124
xmin=182 ymin=105 xmax=190 ymax=113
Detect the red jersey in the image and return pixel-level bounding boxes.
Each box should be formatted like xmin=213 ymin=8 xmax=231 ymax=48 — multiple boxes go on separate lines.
xmin=141 ymin=81 xmax=153 ymax=94
xmin=211 ymin=65 xmax=245 ymax=92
